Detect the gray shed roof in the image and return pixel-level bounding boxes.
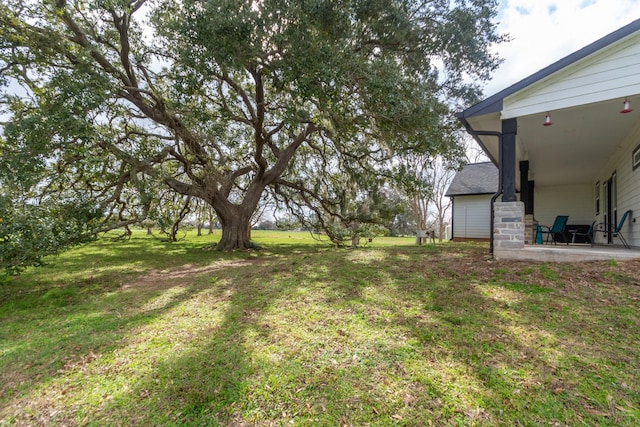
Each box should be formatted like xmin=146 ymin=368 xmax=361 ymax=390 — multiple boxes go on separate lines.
xmin=445 ymin=162 xmax=498 ymax=196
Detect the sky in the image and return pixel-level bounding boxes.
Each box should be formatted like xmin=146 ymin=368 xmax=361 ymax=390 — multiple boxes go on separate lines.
xmin=483 ymin=0 xmax=640 ymax=96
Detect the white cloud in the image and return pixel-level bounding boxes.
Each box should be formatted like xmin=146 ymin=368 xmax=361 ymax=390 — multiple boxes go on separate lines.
xmin=483 ymin=0 xmax=640 ymax=96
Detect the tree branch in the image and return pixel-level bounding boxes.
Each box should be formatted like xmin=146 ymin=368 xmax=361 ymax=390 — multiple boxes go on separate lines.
xmin=264 ymin=123 xmax=318 ymax=183
xmin=251 ymin=67 xmax=268 ymax=173
xmin=215 ymin=70 xmax=257 ymax=121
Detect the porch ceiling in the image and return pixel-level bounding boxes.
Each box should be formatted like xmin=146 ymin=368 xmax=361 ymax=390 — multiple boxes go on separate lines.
xmin=468 ymin=97 xmax=640 ymax=188
xmin=517 ymin=98 xmax=640 ymax=186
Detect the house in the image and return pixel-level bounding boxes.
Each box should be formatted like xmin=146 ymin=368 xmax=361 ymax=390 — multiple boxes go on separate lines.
xmin=446 ymin=162 xmax=498 ymax=241
xmin=457 ymin=18 xmax=640 ymax=258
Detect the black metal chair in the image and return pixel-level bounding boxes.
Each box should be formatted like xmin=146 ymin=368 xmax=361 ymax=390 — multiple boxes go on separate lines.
xmin=568 ymin=221 xmax=596 ymax=245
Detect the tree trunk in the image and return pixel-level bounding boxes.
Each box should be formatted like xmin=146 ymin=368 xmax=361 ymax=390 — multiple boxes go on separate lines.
xmin=208 ymin=209 xmax=215 ymax=234
xmin=215 ymin=207 xmax=254 ymax=250
xmin=197 ymin=223 xmax=203 ymax=236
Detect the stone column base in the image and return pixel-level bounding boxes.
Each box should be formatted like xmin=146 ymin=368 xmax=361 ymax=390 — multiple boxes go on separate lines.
xmin=493 ymin=201 xmax=525 ymax=253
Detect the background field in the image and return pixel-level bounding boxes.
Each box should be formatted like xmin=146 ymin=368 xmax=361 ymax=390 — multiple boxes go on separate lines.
xmin=1 ymin=230 xmax=639 ymax=425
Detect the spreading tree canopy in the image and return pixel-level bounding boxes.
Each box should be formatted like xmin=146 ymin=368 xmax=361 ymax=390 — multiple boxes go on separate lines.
xmin=0 ymin=0 xmax=504 ymax=260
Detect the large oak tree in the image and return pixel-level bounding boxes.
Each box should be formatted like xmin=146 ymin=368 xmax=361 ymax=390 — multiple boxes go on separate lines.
xmin=0 ymin=0 xmax=504 ymax=254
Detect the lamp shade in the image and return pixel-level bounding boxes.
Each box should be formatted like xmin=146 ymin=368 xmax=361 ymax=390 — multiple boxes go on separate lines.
xmin=621 ymin=98 xmax=633 ymax=114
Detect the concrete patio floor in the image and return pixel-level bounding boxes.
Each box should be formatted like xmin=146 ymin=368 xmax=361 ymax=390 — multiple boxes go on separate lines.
xmin=494 ymin=244 xmax=640 ymax=262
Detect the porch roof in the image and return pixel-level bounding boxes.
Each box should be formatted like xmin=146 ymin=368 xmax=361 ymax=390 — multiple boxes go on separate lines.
xmin=456 ymin=18 xmax=640 ymax=188
xmin=457 ymin=18 xmax=640 ymax=121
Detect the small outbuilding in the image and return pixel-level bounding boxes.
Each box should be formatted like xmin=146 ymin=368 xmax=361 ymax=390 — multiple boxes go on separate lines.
xmin=446 ymin=162 xmax=498 ymax=241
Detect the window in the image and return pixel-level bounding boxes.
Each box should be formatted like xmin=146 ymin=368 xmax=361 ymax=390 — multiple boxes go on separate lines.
xmin=612 ymin=173 xmax=617 ymax=225
xmin=595 ymin=181 xmax=600 ymax=215
xmin=634 ymin=144 xmax=640 ymax=171
xmin=603 ymin=182 xmax=608 ymax=225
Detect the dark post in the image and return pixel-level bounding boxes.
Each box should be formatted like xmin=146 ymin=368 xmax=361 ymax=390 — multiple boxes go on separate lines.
xmin=520 ymin=160 xmax=531 ymax=214
xmin=502 ymin=118 xmax=517 ymax=202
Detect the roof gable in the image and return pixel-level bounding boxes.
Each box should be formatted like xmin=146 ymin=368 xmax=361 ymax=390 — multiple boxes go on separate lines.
xmin=502 ymin=31 xmax=640 ymax=119
xmin=457 ymin=18 xmax=640 ymax=120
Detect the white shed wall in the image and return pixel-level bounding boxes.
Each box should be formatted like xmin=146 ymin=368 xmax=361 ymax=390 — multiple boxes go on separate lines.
xmin=452 ymin=195 xmax=492 ymax=239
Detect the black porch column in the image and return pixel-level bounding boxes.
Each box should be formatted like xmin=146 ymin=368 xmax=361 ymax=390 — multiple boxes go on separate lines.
xmin=520 ymin=161 xmax=529 ymax=209
xmin=520 ymin=161 xmax=534 ymax=215
xmin=502 ymin=118 xmax=517 ymax=202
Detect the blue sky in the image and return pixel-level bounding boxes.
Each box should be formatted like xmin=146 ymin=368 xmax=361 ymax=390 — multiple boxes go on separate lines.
xmin=484 ymin=0 xmax=640 ymax=95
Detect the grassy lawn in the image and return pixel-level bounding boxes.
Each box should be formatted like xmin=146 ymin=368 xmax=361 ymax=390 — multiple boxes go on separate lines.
xmin=1 ymin=230 xmax=639 ymax=426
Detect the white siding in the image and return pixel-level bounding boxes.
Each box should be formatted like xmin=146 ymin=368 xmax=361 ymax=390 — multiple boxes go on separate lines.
xmin=592 ymin=119 xmax=640 ymax=247
xmin=534 ymin=184 xmax=593 ymax=227
xmin=502 ymin=32 xmax=640 ymax=119
xmin=452 ymin=195 xmax=492 ymax=239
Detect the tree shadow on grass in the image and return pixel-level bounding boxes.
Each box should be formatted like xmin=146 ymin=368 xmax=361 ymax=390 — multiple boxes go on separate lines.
xmin=0 ymin=254 xmax=278 ymax=425
xmin=100 ymin=246 xmax=471 ymax=425
xmin=1 ymin=236 xmax=315 ymax=424
xmin=31 ymin=236 xmax=262 ymax=282
xmin=2 ymin=242 xmax=639 ymax=425
xmin=0 ymin=233 xmax=294 ymax=327
xmin=74 ymin=252 xmax=313 ymax=425
xmin=371 ymin=253 xmax=640 ymax=425
xmin=79 ymin=244 xmax=568 ymax=425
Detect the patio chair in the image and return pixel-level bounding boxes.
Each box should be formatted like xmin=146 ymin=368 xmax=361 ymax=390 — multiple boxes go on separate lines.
xmin=594 ymin=210 xmax=632 ymax=249
xmin=568 ymin=221 xmax=596 ymax=245
xmin=539 ymin=215 xmax=569 ymax=245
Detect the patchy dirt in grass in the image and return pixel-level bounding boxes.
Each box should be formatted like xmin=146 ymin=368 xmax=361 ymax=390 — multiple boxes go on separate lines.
xmin=119 ymin=259 xmax=265 ymax=291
